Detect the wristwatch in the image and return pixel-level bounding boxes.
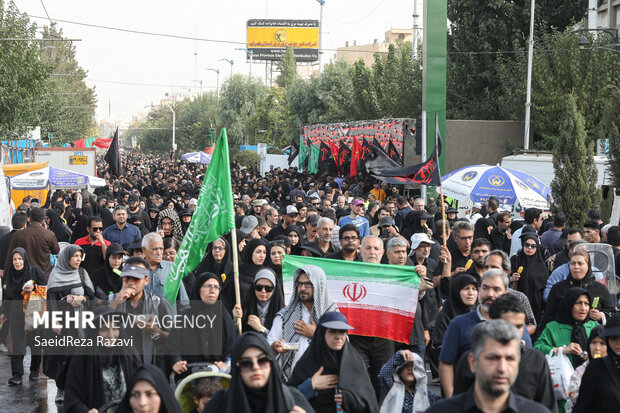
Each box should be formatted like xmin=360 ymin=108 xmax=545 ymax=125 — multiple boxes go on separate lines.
xmin=151 ymin=331 xmax=161 ymax=341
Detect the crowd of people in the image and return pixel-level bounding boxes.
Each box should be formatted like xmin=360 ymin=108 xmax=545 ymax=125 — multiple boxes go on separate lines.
xmin=0 ymin=150 xmax=619 ymax=413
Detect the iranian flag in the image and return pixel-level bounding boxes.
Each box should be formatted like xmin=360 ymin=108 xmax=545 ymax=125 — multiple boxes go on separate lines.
xmin=282 ymin=256 xmax=420 ymax=344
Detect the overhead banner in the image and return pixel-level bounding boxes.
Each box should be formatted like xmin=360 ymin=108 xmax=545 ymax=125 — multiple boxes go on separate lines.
xmin=247 ymin=19 xmax=319 ymax=62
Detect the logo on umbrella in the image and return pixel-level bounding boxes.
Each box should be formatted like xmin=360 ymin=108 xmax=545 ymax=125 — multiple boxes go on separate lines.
xmin=515 ymin=180 xmax=528 ymax=190
xmin=30 ymin=172 xmax=43 ymax=177
xmin=343 ymin=283 xmax=367 ymax=302
xmin=525 ymin=177 xmax=540 ymax=189
xmin=462 ymin=171 xmax=478 ymax=181
xmin=488 ymin=175 xmax=505 ymax=187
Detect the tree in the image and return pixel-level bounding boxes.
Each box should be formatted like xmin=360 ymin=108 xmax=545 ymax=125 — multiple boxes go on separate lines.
xmin=218 ymin=75 xmax=268 ymax=145
xmin=38 ymin=23 xmax=97 ymax=144
xmin=602 ymin=87 xmax=620 ymax=192
xmin=247 ymin=87 xmax=287 ymax=147
xmin=0 ymin=1 xmax=51 ymax=137
xmin=550 ymin=94 xmax=599 ymax=226
xmin=276 ymin=46 xmax=297 ymax=88
xmin=446 ymin=0 xmax=588 ymax=120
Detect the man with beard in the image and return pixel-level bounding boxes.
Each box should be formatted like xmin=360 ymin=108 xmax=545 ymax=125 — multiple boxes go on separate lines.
xmin=303 ymin=214 xmax=319 ymax=244
xmin=326 ymin=224 xmax=361 ymax=261
xmin=440 ymin=239 xmax=491 ymax=297
xmin=75 ymin=216 xmax=111 ymax=278
xmin=128 ymin=195 xmax=152 ymax=231
xmin=310 ymin=217 xmax=340 ymax=256
xmin=489 ymin=211 xmax=512 ymax=254
xmin=439 ymin=269 xmax=510 ymax=397
xmin=103 ymin=205 xmax=142 ymax=246
xmin=427 ymin=320 xmax=550 ymax=413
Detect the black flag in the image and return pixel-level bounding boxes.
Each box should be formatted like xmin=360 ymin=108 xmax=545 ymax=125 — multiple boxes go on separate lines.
xmin=318 ymin=140 xmax=332 ymax=171
xmin=337 ymin=143 xmax=352 ymax=176
xmin=288 ymin=137 xmax=299 ymax=166
xmin=387 ymin=139 xmax=402 ymax=164
xmin=105 ymin=127 xmax=121 ymax=177
xmin=368 ymin=115 xmax=442 ymax=185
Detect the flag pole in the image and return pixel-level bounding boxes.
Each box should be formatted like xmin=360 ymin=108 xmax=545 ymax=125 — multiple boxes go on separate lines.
xmin=230 ymin=228 xmax=243 ymax=334
xmin=439 ymin=185 xmax=447 ymax=249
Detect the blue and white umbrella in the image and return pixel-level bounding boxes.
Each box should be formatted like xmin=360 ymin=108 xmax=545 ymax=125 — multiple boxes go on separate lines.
xmin=9 ymin=166 xmax=106 ymax=190
xmin=181 ymin=151 xmax=211 ymax=164
xmin=441 ymin=164 xmax=552 ymax=209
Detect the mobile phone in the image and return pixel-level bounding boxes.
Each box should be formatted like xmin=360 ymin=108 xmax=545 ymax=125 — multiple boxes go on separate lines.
xmin=592 ymin=297 xmax=599 ymax=309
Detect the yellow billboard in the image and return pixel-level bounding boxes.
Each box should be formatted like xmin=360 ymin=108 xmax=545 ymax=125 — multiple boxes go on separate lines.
xmin=247 ymin=19 xmax=319 ymax=62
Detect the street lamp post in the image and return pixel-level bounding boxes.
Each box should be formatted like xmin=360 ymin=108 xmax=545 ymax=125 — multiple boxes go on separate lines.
xmin=220 ymin=58 xmax=234 ymax=79
xmin=523 ymin=0 xmax=535 ymax=150
xmin=235 ymin=48 xmax=254 ymax=79
xmin=164 ymin=104 xmax=176 ymax=153
xmin=316 ymin=0 xmax=325 ymax=74
xmin=193 ymin=79 xmax=203 ymax=96
xmin=207 ymin=68 xmax=220 ymax=98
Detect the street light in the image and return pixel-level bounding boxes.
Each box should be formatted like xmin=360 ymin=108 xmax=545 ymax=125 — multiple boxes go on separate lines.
xmin=207 ymin=68 xmax=220 ymax=98
xmin=316 ymin=0 xmax=325 ymax=74
xmin=523 ymin=0 xmax=535 ymax=150
xmin=193 ymin=79 xmax=203 ymax=96
xmin=235 ymin=47 xmax=254 ymax=79
xmin=220 ymin=58 xmax=234 ymax=79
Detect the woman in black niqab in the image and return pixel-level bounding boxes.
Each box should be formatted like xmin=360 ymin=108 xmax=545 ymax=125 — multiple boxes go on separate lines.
xmin=204 ymin=331 xmax=314 ymax=413
xmin=288 ymin=312 xmax=379 ymax=413
xmin=117 ymin=364 xmax=183 ymax=413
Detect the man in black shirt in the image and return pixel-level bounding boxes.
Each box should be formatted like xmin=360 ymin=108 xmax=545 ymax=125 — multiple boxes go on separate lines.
xmin=426 ymin=320 xmax=550 ymax=413
xmin=325 ymin=224 xmax=361 ymax=261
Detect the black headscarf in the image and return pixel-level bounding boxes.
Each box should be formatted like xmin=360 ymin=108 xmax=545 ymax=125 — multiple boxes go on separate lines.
xmin=556 ymin=287 xmax=591 ymax=367
xmin=46 ymin=209 xmax=70 ymax=243
xmin=117 ymin=364 xmax=183 ymax=413
xmin=194 ymin=238 xmax=233 ymax=282
xmin=587 ymin=324 xmax=605 ymax=360
xmin=241 ymin=268 xmax=284 ymax=332
xmin=63 ymin=306 xmax=141 ymax=413
xmin=288 ymin=313 xmax=379 ymax=413
xmin=2 ymin=248 xmax=47 ymax=317
xmin=285 ymin=225 xmax=304 ymax=247
xmin=474 ymin=217 xmax=492 ymax=241
xmin=205 ymin=331 xmax=298 ymax=413
xmin=567 ymin=253 xmax=595 ymax=287
xmin=90 ymin=243 xmax=124 ymax=295
xmin=444 ymin=274 xmax=477 ymax=319
xmin=512 ymin=233 xmax=548 ymax=324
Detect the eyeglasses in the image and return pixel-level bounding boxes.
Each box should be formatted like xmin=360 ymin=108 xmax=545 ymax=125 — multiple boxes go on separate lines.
xmin=236 ymin=355 xmax=272 ymax=372
xmin=311 ymin=202 xmax=320 ymax=206
xmin=524 ymin=243 xmax=537 ymax=249
xmin=297 ymin=281 xmax=313 ymax=288
xmin=202 ymin=285 xmax=221 ymax=291
xmin=91 ymin=227 xmax=103 ymax=232
xmin=341 ymin=236 xmax=359 ymax=241
xmin=212 ymin=246 xmax=225 ymax=251
xmin=255 ymin=285 xmax=275 ymax=292
xmin=458 ymin=236 xmax=474 ymax=241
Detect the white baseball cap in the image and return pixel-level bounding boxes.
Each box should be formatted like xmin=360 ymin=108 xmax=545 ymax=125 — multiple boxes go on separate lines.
xmin=409 ymin=233 xmax=435 ymax=255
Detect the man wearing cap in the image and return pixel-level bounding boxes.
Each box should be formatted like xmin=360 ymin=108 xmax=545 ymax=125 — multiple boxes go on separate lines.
xmin=251 ymin=199 xmax=265 ymax=217
xmin=188 ymin=198 xmax=198 ymax=213
xmin=378 ymin=216 xmax=400 ymax=241
xmin=109 ymin=256 xmax=173 ymax=366
xmin=338 ymin=197 xmax=370 ymax=237
xmin=369 ymin=207 xmax=391 ymax=236
xmin=75 ymin=216 xmax=111 ymax=278
xmin=468 ymin=203 xmax=483 ymax=225
xmin=489 ymin=211 xmax=512 ymax=254
xmin=304 ymin=214 xmax=320 ymax=244
xmin=240 ymin=215 xmax=260 ymax=240
xmin=266 ymin=205 xmax=299 ymax=241
xmin=103 ymin=205 xmax=143 ymax=246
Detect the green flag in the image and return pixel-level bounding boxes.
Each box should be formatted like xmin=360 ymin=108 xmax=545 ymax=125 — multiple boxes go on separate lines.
xmin=308 ymin=144 xmax=319 ymax=174
xmin=298 ymin=136 xmax=306 ymax=171
xmin=164 ymin=128 xmax=235 ymax=301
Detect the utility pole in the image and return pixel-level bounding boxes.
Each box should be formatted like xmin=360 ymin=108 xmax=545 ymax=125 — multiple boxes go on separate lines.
xmin=316 ymin=0 xmax=325 ymax=74
xmin=523 ymin=0 xmax=535 ymax=150
xmin=207 ymin=68 xmax=220 ymax=98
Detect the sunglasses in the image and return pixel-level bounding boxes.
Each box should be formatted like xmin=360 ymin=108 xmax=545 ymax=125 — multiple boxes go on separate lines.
xmin=236 ymin=355 xmax=272 ymax=372
xmin=297 ymin=281 xmax=313 ymax=288
xmin=255 ymin=284 xmax=275 ymax=292
xmin=524 ymin=243 xmax=537 ymax=248
xmin=91 ymin=227 xmax=103 ymax=232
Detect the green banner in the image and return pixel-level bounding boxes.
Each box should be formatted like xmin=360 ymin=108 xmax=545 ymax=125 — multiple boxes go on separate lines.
xmin=298 ymin=136 xmax=306 ymax=171
xmin=164 ymin=128 xmax=235 ymax=301
xmin=308 ymin=144 xmax=319 ymax=174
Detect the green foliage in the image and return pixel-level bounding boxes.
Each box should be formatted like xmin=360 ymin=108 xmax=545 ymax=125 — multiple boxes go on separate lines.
xmin=218 ymin=75 xmax=268 ymax=145
xmin=550 ymin=94 xmax=599 ymax=226
xmin=446 ymin=0 xmax=588 ymax=120
xmin=0 ymin=1 xmax=51 ymax=137
xmin=232 ymin=150 xmax=258 ymax=166
xmin=603 ymin=87 xmax=620 ymax=192
xmin=276 ymin=46 xmax=297 ymax=88
xmin=247 ymin=87 xmax=288 ymax=147
xmin=38 ymin=23 xmax=97 ymax=144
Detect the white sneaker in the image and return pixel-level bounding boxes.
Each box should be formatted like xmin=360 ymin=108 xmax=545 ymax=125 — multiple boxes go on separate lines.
xmin=55 ymin=389 xmax=64 ymax=403
xmin=0 ymin=343 xmax=8 ymax=353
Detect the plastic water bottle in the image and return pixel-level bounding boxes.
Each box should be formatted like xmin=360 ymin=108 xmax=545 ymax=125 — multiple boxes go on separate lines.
xmin=335 ymin=385 xmax=344 ymax=413
xmin=219 ymin=357 xmax=231 ymax=374
xmin=108 ymin=291 xmax=115 ymax=302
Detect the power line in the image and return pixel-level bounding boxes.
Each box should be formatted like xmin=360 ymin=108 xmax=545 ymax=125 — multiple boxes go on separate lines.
xmin=27 ymin=14 xmax=246 ymax=45
xmin=85 ymin=78 xmax=216 ymax=89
